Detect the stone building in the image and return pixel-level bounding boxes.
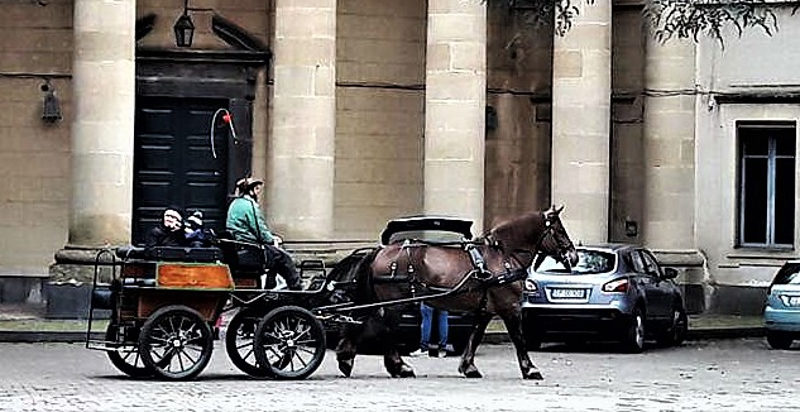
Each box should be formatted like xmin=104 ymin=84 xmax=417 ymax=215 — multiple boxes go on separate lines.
xmin=0 ymin=0 xmax=797 ymax=315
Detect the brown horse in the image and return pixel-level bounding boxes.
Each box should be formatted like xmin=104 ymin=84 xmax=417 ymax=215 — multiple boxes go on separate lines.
xmin=334 ymin=205 xmax=578 ymax=379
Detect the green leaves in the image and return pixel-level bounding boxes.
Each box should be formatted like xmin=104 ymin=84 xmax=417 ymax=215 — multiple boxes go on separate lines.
xmin=493 ymin=0 xmax=784 ymax=46
xmin=643 ymin=0 xmax=779 ymax=47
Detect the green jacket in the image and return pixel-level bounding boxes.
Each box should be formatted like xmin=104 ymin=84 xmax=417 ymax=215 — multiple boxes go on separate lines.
xmin=226 ymin=195 xmax=275 ymax=244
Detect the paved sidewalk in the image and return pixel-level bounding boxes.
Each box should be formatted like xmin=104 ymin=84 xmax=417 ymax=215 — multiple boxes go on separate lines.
xmin=0 ymin=305 xmax=766 ymax=343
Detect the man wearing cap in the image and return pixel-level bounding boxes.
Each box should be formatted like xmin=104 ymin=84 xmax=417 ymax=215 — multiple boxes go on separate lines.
xmin=226 ymin=177 xmax=302 ymax=290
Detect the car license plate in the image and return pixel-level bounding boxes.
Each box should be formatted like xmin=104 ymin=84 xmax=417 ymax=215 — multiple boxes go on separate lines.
xmin=551 ymin=288 xmax=586 ymax=299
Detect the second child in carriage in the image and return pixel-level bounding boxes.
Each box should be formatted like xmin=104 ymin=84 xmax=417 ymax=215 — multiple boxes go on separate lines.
xmin=226 ymin=177 xmax=302 ymax=290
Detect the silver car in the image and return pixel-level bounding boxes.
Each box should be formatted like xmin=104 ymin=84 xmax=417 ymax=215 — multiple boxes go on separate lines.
xmin=521 ymin=244 xmax=688 ymax=353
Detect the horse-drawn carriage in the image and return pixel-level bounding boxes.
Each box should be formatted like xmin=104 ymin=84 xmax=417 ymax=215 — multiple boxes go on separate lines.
xmin=87 ymin=209 xmax=577 ymax=381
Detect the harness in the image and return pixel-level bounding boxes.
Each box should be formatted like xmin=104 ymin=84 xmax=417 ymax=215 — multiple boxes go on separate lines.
xmin=379 ymin=238 xmax=528 ymax=315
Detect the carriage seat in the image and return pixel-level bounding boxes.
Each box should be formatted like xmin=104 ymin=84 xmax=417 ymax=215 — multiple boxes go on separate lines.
xmin=114 ymin=245 xmax=222 ymax=263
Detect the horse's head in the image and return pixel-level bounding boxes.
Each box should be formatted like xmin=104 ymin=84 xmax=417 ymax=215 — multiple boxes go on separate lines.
xmin=533 ymin=205 xmax=579 ymax=271
xmin=488 ymin=205 xmax=578 ymax=271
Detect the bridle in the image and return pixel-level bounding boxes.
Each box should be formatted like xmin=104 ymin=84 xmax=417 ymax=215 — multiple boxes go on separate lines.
xmin=534 ymin=213 xmax=574 ymax=268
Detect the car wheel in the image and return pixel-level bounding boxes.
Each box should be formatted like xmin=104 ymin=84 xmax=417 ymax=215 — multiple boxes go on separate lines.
xmin=621 ymin=306 xmax=645 ymax=353
xmin=657 ymin=306 xmax=688 ymax=347
xmin=766 ymin=331 xmax=794 ymax=350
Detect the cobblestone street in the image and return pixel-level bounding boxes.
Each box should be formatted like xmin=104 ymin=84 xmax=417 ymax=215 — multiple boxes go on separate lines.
xmin=0 ymin=338 xmax=798 ymax=411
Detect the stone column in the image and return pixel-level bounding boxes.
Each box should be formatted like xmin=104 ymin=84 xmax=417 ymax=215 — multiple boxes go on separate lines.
xmin=642 ymin=37 xmax=696 ymax=248
xmin=424 ymin=0 xmax=487 ymax=233
xmin=550 ymin=0 xmax=612 ymax=244
xmin=268 ymin=0 xmax=336 ymax=240
xmin=69 ymin=0 xmax=136 ymax=246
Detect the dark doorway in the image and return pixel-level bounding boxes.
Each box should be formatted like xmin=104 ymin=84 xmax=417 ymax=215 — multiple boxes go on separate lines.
xmin=132 ymin=97 xmax=230 ymax=245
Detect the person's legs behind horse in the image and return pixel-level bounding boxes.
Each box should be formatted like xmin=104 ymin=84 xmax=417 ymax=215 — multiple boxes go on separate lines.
xmin=264 ymin=244 xmax=302 ymax=290
xmin=410 ymin=302 xmax=433 ymax=357
xmin=436 ymin=308 xmax=452 ymax=357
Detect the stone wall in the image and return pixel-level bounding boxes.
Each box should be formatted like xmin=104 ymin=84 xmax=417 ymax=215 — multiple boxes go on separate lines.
xmin=334 ymin=0 xmax=426 ymax=239
xmin=0 ymin=0 xmax=72 ymax=276
xmin=609 ymin=6 xmax=645 ymax=242
xmin=485 ymin=3 xmax=553 ymax=226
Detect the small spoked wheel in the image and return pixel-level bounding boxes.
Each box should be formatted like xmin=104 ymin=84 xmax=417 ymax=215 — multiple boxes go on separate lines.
xmin=105 ymin=324 xmax=152 ymax=378
xmin=254 ymin=306 xmax=326 ymax=380
xmin=138 ymin=305 xmax=214 ymax=380
xmin=225 ymin=308 xmax=272 ymax=377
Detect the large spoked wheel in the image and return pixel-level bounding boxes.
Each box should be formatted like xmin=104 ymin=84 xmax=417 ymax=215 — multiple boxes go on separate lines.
xmin=225 ymin=308 xmax=272 ymax=377
xmin=105 ymin=324 xmax=153 ymax=378
xmin=254 ymin=306 xmax=326 ymax=380
xmin=621 ymin=306 xmax=645 ymax=353
xmin=138 ymin=305 xmax=214 ymax=380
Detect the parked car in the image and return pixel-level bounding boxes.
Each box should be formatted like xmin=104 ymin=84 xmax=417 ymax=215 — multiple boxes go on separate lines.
xmin=764 ymin=261 xmax=800 ymax=349
xmin=521 ymin=244 xmax=688 ymax=353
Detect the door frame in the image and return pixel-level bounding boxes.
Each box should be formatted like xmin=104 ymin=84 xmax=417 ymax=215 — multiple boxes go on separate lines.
xmin=134 ymin=49 xmax=269 ymax=241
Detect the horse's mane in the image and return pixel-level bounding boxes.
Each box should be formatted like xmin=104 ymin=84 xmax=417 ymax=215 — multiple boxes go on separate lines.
xmin=487 ymin=211 xmax=546 ymax=252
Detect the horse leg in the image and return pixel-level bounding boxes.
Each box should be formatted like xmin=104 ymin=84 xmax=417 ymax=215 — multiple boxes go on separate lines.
xmin=335 ymin=324 xmax=361 ymax=378
xmin=380 ymin=308 xmax=415 ymax=378
xmin=458 ymin=312 xmax=493 ymax=378
xmin=499 ymin=310 xmax=543 ymax=380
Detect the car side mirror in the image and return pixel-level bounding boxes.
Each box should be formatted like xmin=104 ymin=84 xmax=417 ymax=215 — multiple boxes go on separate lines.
xmin=663 ymin=267 xmax=678 ymax=280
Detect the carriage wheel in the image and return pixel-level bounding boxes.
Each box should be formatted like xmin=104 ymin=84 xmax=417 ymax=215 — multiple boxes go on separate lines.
xmin=105 ymin=324 xmax=153 ymax=378
xmin=254 ymin=306 xmax=326 ymax=380
xmin=225 ymin=308 xmax=272 ymax=377
xmin=138 ymin=305 xmax=214 ymax=380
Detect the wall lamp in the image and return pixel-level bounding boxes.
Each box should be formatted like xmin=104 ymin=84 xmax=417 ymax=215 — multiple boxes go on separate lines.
xmin=173 ymin=0 xmax=215 ymax=48
xmin=41 ymin=80 xmax=61 ymax=123
xmin=173 ymin=0 xmax=195 ymax=48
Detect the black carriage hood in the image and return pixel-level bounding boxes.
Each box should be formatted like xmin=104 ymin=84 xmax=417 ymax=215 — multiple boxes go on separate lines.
xmin=380 ymin=216 xmax=474 ymax=245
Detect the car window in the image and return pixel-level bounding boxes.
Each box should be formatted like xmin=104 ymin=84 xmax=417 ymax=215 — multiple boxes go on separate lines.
xmin=640 ymin=251 xmax=663 ymax=277
xmin=773 ymin=264 xmax=800 ymax=285
xmin=535 ymin=250 xmax=616 ymax=275
xmin=628 ymin=251 xmax=647 ymax=274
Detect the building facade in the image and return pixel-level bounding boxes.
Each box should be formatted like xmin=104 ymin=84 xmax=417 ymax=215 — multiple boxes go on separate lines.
xmin=0 ymin=0 xmax=797 ymax=314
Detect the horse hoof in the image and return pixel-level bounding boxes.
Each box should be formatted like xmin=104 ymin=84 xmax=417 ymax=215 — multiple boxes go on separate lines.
xmin=465 ymin=370 xmax=483 ymax=378
xmin=397 ymin=365 xmax=416 ymax=378
xmin=523 ymin=370 xmax=544 ymax=380
xmin=459 ymin=365 xmax=483 ymax=378
xmin=338 ymin=359 xmax=353 ymax=378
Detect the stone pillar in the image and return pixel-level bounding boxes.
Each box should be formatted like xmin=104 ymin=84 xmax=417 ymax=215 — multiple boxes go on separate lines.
xmin=642 ymin=37 xmax=696 ymax=248
xmin=424 ymin=0 xmax=487 ymax=233
xmin=268 ymin=0 xmax=336 ymax=240
xmin=550 ymin=0 xmax=612 ymax=244
xmin=69 ymin=0 xmax=136 ymax=246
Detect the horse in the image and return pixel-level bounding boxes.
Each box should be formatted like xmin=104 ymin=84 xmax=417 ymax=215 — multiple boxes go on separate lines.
xmin=333 ymin=205 xmax=578 ymax=380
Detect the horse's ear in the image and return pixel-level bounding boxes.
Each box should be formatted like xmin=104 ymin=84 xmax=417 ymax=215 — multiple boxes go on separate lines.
xmin=555 ymin=204 xmax=564 ymax=214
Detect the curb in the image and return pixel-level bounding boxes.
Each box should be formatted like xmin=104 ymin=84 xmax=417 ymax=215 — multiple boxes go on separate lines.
xmin=0 ymin=332 xmax=103 ymax=343
xmin=0 ymin=328 xmax=766 ymax=344
xmin=482 ymin=326 xmax=766 ymax=345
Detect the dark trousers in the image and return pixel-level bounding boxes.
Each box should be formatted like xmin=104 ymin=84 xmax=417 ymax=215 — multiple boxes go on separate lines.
xmin=236 ymin=245 xmax=301 ymax=290
xmin=263 ymin=244 xmax=301 ymax=289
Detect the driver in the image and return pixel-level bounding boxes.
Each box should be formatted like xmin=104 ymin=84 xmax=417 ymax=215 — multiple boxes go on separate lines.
xmin=226 ymin=177 xmax=302 ymax=290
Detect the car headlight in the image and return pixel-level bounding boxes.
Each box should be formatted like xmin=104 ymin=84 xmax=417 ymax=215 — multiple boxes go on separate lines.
xmin=524 ymin=278 xmax=538 ymax=292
